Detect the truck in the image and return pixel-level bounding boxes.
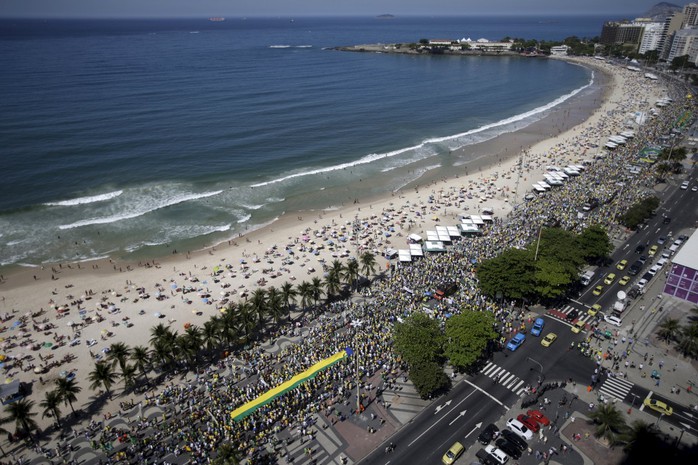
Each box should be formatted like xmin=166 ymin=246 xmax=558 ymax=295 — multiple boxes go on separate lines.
xmin=580 ymin=268 xmax=596 ymax=286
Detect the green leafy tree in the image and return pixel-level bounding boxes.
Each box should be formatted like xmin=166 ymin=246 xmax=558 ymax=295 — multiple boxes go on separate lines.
xmin=393 ymin=313 xmax=445 ymax=366
xmin=445 ymin=312 xmax=498 ymax=371
xmin=533 ymin=257 xmax=575 ymax=299
xmin=211 ymin=441 xmax=241 ymax=464
xmin=310 ymin=276 xmax=324 ymax=308
xmin=588 ymin=403 xmax=626 ymax=445
xmin=266 ymin=286 xmax=285 ymax=326
xmin=576 ymin=225 xmax=612 ymax=263
xmin=477 ymin=247 xmax=536 ymax=300
xmin=120 ymin=364 xmax=139 ymax=390
xmin=4 ymin=399 xmax=38 ymax=443
xmin=343 ymin=258 xmax=361 ymax=291
xmin=55 ymin=377 xmax=82 ymax=416
xmin=40 ymin=390 xmax=63 ymax=427
xmin=88 ymin=362 xmax=118 ymax=398
xmin=409 ymin=359 xmax=451 ymax=399
xmin=677 ymin=322 xmax=698 ymax=358
xmin=297 ymin=281 xmax=313 ymax=310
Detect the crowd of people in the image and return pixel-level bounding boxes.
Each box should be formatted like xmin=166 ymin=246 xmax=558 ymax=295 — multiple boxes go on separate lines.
xmin=13 ymin=61 xmax=696 ymax=465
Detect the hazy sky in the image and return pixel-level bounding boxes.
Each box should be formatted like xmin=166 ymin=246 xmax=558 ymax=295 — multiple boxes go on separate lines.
xmin=0 ymin=0 xmax=679 ymax=19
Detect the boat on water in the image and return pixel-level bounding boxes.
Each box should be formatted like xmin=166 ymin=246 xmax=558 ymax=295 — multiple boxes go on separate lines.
xmin=209 ymin=17 xmax=225 ymax=22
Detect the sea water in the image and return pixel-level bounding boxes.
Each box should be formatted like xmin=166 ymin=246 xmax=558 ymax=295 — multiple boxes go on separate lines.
xmin=0 ymin=16 xmax=608 ymax=266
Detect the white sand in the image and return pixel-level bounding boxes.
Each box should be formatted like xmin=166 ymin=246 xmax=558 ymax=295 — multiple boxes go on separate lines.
xmin=0 ymin=57 xmax=667 ymax=427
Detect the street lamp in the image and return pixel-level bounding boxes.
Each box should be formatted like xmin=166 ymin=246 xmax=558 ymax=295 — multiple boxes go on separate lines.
xmin=628 ymin=393 xmax=640 ymax=414
xmin=351 ymin=320 xmax=364 ymax=414
xmin=527 ymin=357 xmax=544 ymax=384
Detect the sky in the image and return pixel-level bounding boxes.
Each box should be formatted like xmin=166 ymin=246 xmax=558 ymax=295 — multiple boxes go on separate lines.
xmin=0 ymin=0 xmax=682 ymax=19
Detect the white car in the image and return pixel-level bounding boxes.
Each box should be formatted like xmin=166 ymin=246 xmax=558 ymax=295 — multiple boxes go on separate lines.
xmin=604 ymin=315 xmax=622 ymax=327
xmin=680 ymin=181 xmax=689 ymax=190
xmin=506 ymin=418 xmax=533 ymax=440
xmin=637 ymin=278 xmax=648 ymax=290
xmin=485 ymin=445 xmax=509 ymax=464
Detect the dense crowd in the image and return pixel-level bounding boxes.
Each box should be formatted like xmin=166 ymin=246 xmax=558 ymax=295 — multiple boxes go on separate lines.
xmin=23 ymin=65 xmax=695 ymax=465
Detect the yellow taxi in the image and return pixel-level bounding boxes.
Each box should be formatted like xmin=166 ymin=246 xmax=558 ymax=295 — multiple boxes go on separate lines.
xmin=648 ymin=245 xmax=658 ymax=257
xmin=442 ymin=442 xmax=465 ymax=464
xmin=643 ymin=398 xmax=673 ymax=416
xmin=617 ymin=259 xmax=628 ymax=270
xmin=619 ymin=275 xmax=631 ymax=286
xmin=604 ymin=273 xmax=616 ymax=285
xmin=571 ymin=320 xmax=586 ymax=333
xmin=592 ymin=285 xmax=603 ymax=296
xmin=541 ymin=333 xmax=557 ymax=347
xmin=588 ymin=304 xmax=601 ymax=316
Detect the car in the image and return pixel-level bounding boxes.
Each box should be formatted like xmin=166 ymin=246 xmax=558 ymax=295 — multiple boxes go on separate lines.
xmin=476 ymin=449 xmax=498 ymax=465
xmin=500 ymin=429 xmax=528 ymax=451
xmin=588 ymin=304 xmax=601 ymax=316
xmin=693 ymin=185 xmax=698 ymax=192
xmin=442 ymin=441 xmax=465 ymax=464
xmin=494 ymin=439 xmax=520 ymax=460
xmin=617 ymin=259 xmax=628 ymax=270
xmin=637 ymin=278 xmax=648 ymax=290
xmin=484 ymin=445 xmax=509 ymax=464
xmin=604 ymin=315 xmax=622 ymax=327
xmin=592 ymin=285 xmax=603 ymax=296
xmin=635 ymin=244 xmax=646 ymax=254
xmin=571 ymin=320 xmax=586 ymax=334
xmin=506 ymin=333 xmax=526 ymax=351
xmin=657 ymin=236 xmax=667 ymax=245
xmin=526 ymin=410 xmax=551 ymax=426
xmin=618 ymin=275 xmax=631 ymax=286
xmin=515 ymin=414 xmax=540 ymax=433
xmin=680 ymin=180 xmax=689 ymax=189
xmin=648 ymin=265 xmax=660 ymax=276
xmin=643 ymin=398 xmax=673 ymax=416
xmin=478 ymin=423 xmax=499 ymax=445
xmin=531 ymin=318 xmax=545 ymax=337
xmin=648 ymin=245 xmax=658 ymax=257
xmin=566 ymin=308 xmax=580 ymax=321
xmin=604 ymin=273 xmax=616 ymax=285
xmin=638 ymin=255 xmax=648 ymax=265
xmin=541 ymin=332 xmax=557 ymax=347
xmin=506 ymin=418 xmax=533 ymax=440
xmin=662 ymin=217 xmax=671 ymax=224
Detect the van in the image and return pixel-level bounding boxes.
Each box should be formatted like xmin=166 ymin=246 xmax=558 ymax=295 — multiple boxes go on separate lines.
xmin=484 ymin=445 xmax=509 ymax=465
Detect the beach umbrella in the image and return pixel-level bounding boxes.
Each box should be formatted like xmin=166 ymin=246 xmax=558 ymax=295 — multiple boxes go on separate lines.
xmin=171 ymin=283 xmax=177 ymax=289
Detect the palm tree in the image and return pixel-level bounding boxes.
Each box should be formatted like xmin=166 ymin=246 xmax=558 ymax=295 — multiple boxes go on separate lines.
xmin=297 ymin=281 xmax=313 ymax=310
xmin=202 ymin=319 xmax=221 ymax=355
xmin=249 ymin=288 xmax=268 ymax=331
xmin=310 ymin=276 xmax=324 ymax=308
xmin=131 ymin=345 xmax=152 ymax=383
xmin=108 ymin=342 xmax=132 ymax=373
xmin=359 ymin=251 xmax=377 ymax=280
xmin=266 ymin=287 xmax=286 ymax=326
xmin=656 ymin=318 xmax=680 ymax=344
xmin=217 ymin=309 xmax=240 ymax=348
xmin=55 ymin=377 xmax=82 ymax=416
xmin=343 ymin=258 xmax=360 ymax=291
xmin=622 ymin=419 xmax=660 ymax=458
xmin=280 ymin=281 xmax=297 ymax=317
xmin=677 ymin=322 xmax=698 ymax=358
xmin=88 ymin=362 xmax=118 ymax=398
xmin=211 ymin=441 xmax=241 ymax=465
xmin=40 ymin=390 xmax=63 ymax=427
xmin=150 ymin=323 xmax=177 ymax=348
xmin=324 ymin=261 xmax=343 ymax=300
xmin=236 ymin=301 xmax=258 ymax=341
xmin=4 ymin=399 xmax=38 ymax=443
xmin=120 ymin=364 xmax=139 ymax=390
xmin=588 ymin=403 xmax=627 ymax=445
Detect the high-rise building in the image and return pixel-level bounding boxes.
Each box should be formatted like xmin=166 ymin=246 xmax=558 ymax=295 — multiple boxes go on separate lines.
xmin=600 ymin=21 xmax=645 ymax=46
xmin=658 ymin=12 xmax=686 ymax=59
xmin=667 ymin=27 xmax=698 ymax=62
xmin=638 ymin=23 xmax=664 ymax=54
xmin=683 ymin=2 xmax=698 ymax=27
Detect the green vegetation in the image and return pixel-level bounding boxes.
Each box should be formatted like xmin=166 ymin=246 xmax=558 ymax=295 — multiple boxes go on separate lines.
xmin=477 ymin=225 xmax=612 ymax=301
xmin=444 ymin=312 xmax=498 ymax=372
xmin=618 ymin=196 xmax=660 ymax=230
xmin=657 ymin=309 xmax=698 ymax=360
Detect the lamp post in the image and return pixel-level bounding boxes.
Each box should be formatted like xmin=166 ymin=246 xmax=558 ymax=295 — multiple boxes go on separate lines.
xmin=628 ymin=393 xmax=640 ymax=414
xmin=351 ymin=320 xmax=364 ymax=414
xmin=527 ymin=357 xmax=544 ymax=384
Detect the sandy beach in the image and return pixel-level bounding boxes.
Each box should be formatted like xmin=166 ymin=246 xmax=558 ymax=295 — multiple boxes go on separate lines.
xmin=0 ymin=56 xmax=683 ymax=461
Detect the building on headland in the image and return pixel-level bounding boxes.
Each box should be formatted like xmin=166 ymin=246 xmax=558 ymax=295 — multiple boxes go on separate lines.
xmin=426 ymin=38 xmax=513 ymax=53
xmin=549 ymin=45 xmax=569 ymax=56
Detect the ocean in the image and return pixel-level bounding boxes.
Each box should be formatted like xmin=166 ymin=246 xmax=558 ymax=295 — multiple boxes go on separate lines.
xmin=0 ymin=15 xmax=610 ymax=267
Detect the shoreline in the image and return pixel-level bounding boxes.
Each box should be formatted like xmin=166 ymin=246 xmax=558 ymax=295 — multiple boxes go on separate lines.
xmin=0 ymin=56 xmax=682 ymax=462
xmin=0 ymin=57 xmax=606 ymax=291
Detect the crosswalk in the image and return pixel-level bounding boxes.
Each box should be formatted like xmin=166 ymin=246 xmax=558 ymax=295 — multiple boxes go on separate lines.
xmin=597 ymin=376 xmax=634 ymax=403
xmin=481 ymin=361 xmax=528 ymax=396
xmin=546 ymin=304 xmax=596 ymax=326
